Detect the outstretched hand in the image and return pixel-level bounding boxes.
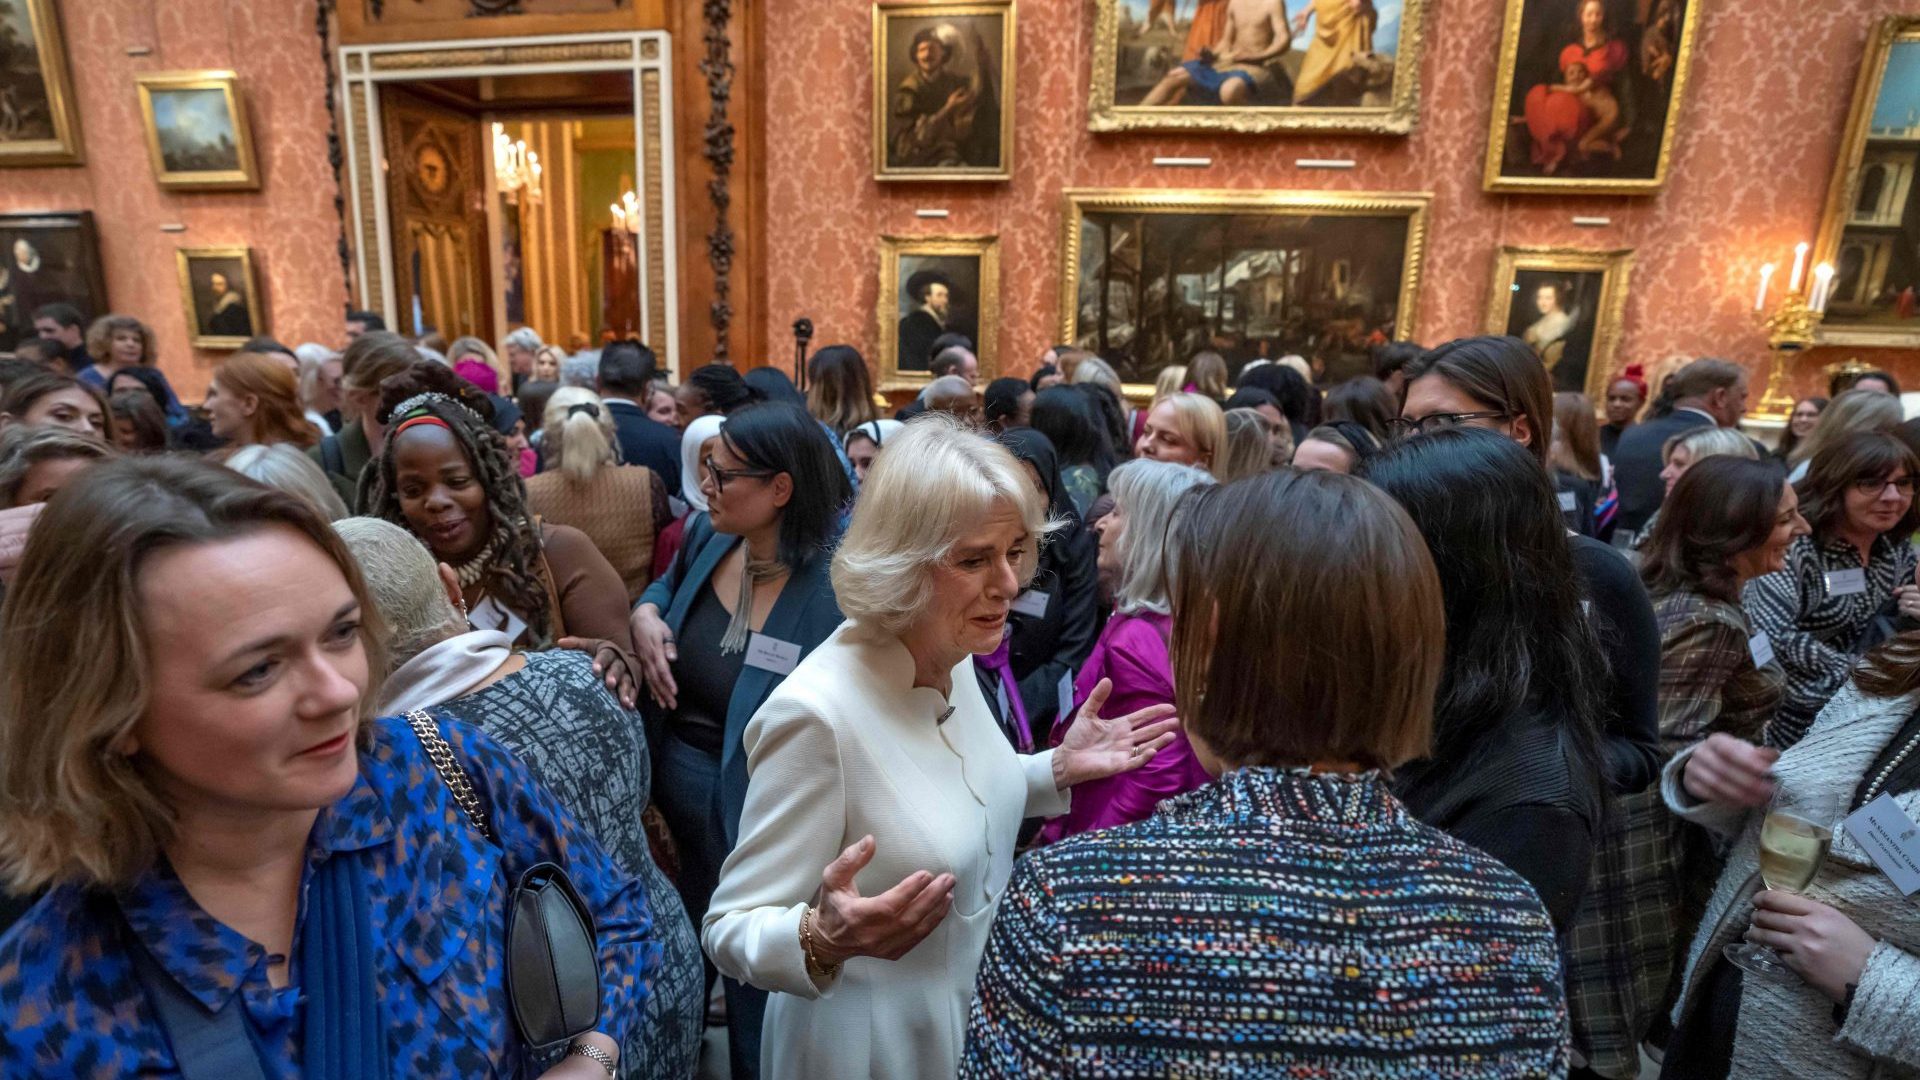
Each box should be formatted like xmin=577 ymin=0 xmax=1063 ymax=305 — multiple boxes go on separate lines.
xmin=809 ymin=836 xmax=953 ymax=969
xmin=1052 ymin=678 xmax=1179 ymax=790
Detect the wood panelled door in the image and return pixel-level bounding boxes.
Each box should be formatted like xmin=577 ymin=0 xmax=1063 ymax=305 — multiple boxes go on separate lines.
xmin=382 ymin=86 xmax=490 ymax=342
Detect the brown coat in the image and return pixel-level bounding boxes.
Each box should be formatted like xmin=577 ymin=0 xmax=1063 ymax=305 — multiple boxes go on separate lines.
xmin=526 ymin=465 xmax=664 ymax=604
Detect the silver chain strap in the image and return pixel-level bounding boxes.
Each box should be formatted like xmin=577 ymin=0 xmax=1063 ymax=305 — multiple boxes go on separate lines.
xmin=406 ymin=709 xmax=493 ymax=842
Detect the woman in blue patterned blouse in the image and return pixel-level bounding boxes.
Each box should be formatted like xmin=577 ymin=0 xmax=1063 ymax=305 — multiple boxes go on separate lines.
xmin=0 ymin=456 xmax=658 ymax=1079
xmin=962 ymin=468 xmax=1570 ymax=1078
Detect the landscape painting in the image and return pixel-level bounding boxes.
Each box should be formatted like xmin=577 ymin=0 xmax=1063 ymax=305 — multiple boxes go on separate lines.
xmin=0 ymin=0 xmax=82 ymax=165
xmin=138 ymin=71 xmax=260 ymax=190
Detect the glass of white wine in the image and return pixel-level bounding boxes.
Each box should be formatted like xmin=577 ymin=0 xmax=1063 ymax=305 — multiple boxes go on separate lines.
xmin=1724 ymin=777 xmax=1840 ymax=982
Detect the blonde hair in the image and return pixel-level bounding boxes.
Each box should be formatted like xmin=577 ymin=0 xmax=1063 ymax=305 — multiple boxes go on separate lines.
xmin=1107 ymin=459 xmax=1214 ymax=615
xmin=0 ymin=456 xmax=387 ymax=891
xmin=832 ymin=415 xmax=1051 ymax=635
xmin=1152 ymin=365 xmax=1188 ymax=404
xmin=1664 ymin=425 xmax=1760 ymax=466
xmin=1156 ymin=392 xmax=1228 ymax=476
xmin=1217 ymin=408 xmax=1276 ymax=482
xmin=1788 ymin=388 xmax=1904 ymax=467
xmin=85 ymin=314 xmax=157 ymax=366
xmin=448 ymin=336 xmax=512 ymax=393
xmin=223 ymin=443 xmax=350 ymax=521
xmin=542 ymin=386 xmax=620 ymax=483
xmin=1070 ymin=356 xmax=1124 ymax=396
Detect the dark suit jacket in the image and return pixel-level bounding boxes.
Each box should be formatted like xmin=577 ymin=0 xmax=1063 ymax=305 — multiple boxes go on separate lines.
xmin=605 ymin=398 xmax=683 ymax=500
xmin=637 ymin=512 xmax=844 ymax=845
xmin=1612 ymin=409 xmax=1714 ymax=532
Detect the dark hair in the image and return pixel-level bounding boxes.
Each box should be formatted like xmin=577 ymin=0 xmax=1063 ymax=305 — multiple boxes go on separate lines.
xmin=929 ymin=347 xmax=973 ymax=379
xmin=1778 ymin=395 xmax=1831 ymax=462
xmin=1657 ymin=358 xmax=1745 ymax=412
xmin=105 ymin=365 xmax=173 ymax=407
xmin=1074 ymin=380 xmax=1130 ymax=462
xmin=1839 ymin=369 xmax=1902 ymax=398
xmin=1171 ymin=469 xmax=1442 ymax=771
xmin=1030 ymin=384 xmax=1114 ymax=478
xmin=1359 ymin=427 xmax=1608 ymax=790
xmin=1238 ymin=363 xmax=1312 ymax=426
xmin=1323 ymin=376 xmax=1396 ymax=444
xmin=2 ymin=370 xmax=104 ymax=421
xmin=1224 ymin=386 xmax=1280 ymax=413
xmin=1028 ymin=364 xmax=1060 ymax=393
xmin=30 ymin=302 xmax=82 ymax=330
xmin=718 ymin=402 xmax=851 ymax=568
xmin=1372 ymin=340 xmax=1423 ymax=383
xmin=108 ymin=390 xmax=170 ymax=452
xmin=597 ymin=340 xmax=658 ymax=397
xmin=1403 ymin=336 xmax=1554 ymax=470
xmin=1640 ymin=457 xmax=1787 ymax=604
xmin=239 ymin=336 xmax=294 ymax=357
xmin=11 ymin=339 xmax=61 ymax=366
xmin=1799 ymin=430 xmax=1920 ymax=540
xmin=905 ymin=268 xmax=951 ymax=304
xmin=0 ymin=358 xmax=39 ymax=393
xmin=338 ymin=330 xmax=420 ymax=395
xmin=366 ymin=365 xmax=551 ymax=644
xmin=806 ymin=346 xmax=877 ymax=434
xmin=687 ymin=364 xmax=758 ymax=414
xmin=345 ymin=309 xmax=387 ymax=331
xmin=742 ymin=366 xmax=805 ymax=408
xmin=982 ymin=377 xmax=1030 ymax=429
xmin=516 ymin=379 xmax=559 ymax=435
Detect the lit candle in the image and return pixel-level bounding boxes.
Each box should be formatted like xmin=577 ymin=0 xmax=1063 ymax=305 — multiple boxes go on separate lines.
xmin=1811 ymin=263 xmax=1836 ymax=313
xmin=1789 ymin=242 xmax=1809 ymax=293
xmin=611 ymin=203 xmax=625 ymax=230
xmin=1754 ymin=263 xmax=1775 ymax=312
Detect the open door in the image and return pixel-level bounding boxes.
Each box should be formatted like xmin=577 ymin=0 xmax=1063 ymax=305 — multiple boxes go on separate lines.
xmin=382 ymin=85 xmax=491 ymax=341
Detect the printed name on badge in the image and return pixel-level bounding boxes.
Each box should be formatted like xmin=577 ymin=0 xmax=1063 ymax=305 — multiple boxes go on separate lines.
xmin=1827 ymin=567 xmax=1868 ymax=597
xmin=1012 ymin=590 xmax=1050 ymax=618
xmin=1843 ymin=793 xmax=1920 ymax=896
xmin=744 ymin=633 xmax=802 ymax=676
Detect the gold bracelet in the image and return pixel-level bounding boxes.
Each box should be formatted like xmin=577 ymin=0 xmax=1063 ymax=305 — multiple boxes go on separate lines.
xmin=800 ymin=905 xmax=841 ymax=981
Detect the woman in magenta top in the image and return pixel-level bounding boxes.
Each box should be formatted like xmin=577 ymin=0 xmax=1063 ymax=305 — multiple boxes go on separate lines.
xmin=1040 ymin=458 xmax=1216 ymax=841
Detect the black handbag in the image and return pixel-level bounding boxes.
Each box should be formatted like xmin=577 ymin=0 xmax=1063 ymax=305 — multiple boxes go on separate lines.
xmin=406 ymin=710 xmax=603 ymax=1050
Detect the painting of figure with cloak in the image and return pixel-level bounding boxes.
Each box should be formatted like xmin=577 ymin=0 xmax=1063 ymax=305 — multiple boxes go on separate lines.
xmin=874 ymin=4 xmax=1015 ymax=181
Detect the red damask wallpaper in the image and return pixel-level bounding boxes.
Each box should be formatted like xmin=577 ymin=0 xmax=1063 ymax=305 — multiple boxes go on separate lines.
xmin=760 ymin=0 xmax=1920 ymax=398
xmin=0 ymin=0 xmax=345 ymax=398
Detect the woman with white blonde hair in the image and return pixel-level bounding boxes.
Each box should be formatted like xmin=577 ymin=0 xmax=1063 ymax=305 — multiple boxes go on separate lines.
xmin=224 ymin=443 xmax=351 ymax=521
xmin=1136 ymin=390 xmax=1227 ymax=476
xmin=702 ymin=415 xmax=1179 ymax=1080
xmin=524 ymin=386 xmax=668 ymax=602
xmin=294 ymin=343 xmax=342 ymax=435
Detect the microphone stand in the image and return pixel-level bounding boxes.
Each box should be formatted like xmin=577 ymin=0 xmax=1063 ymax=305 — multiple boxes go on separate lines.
xmin=792 ymin=317 xmax=815 ymax=392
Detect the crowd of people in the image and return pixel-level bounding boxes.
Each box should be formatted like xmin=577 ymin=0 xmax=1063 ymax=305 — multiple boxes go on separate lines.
xmin=0 ymin=301 xmax=1916 ymax=1080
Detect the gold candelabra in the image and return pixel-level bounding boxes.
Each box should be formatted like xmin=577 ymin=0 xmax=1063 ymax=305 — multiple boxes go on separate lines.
xmin=1749 ymin=247 xmax=1833 ymax=422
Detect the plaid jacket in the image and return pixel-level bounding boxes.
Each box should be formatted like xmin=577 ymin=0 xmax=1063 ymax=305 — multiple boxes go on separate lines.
xmin=1564 ymin=588 xmax=1780 ymax=1078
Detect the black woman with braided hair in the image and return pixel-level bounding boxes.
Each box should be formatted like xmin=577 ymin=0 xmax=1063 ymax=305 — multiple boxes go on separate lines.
xmin=366 ymin=364 xmax=641 ymax=705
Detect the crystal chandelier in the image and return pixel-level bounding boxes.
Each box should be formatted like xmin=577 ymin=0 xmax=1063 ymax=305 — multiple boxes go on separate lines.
xmin=492 ymin=123 xmax=542 ymax=204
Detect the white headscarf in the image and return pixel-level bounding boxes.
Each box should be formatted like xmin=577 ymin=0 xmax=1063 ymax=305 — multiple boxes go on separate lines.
xmin=845 ymin=418 xmax=904 ymax=450
xmin=680 ymin=414 xmax=726 ymax=512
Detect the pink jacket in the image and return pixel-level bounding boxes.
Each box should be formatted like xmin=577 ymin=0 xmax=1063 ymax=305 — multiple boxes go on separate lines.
xmin=1037 ymin=609 xmax=1211 ymax=842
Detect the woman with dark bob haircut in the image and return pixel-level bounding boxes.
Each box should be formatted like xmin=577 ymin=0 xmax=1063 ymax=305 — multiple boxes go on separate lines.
xmin=1361 ymin=427 xmax=1610 ymax=929
xmin=1027 ymin=384 xmax=1115 ymax=517
xmin=962 ymin=469 xmax=1569 ymax=1076
xmin=1745 ymin=430 xmax=1920 ymax=750
xmin=1561 ymin=456 xmax=1809 ymax=1077
xmin=0 ymin=456 xmax=657 ymax=1076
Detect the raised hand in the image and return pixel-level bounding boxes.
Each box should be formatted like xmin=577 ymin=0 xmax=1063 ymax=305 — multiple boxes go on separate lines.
xmin=1682 ymin=733 xmax=1778 ymax=808
xmin=1052 ymin=678 xmax=1179 ymax=790
xmin=809 ymin=836 xmax=954 ymax=967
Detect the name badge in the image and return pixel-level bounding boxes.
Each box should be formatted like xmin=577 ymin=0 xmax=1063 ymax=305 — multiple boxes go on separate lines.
xmin=1610 ymin=529 xmax=1637 ymax=551
xmin=1012 ymin=590 xmax=1050 ymax=618
xmin=1749 ymin=632 xmax=1775 ymax=669
xmin=744 ymin=632 xmax=801 ymax=676
xmin=1827 ymin=567 xmax=1868 ymax=597
xmin=1558 ymin=491 xmax=1579 ymax=513
xmin=468 ymin=596 xmax=527 ymax=644
xmin=1058 ymin=669 xmax=1076 ymax=723
xmin=1843 ymin=793 xmax=1920 ymax=896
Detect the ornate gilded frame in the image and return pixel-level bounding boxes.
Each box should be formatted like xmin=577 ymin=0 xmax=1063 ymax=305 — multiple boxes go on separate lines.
xmin=1484 ymin=246 xmax=1633 ymax=399
xmin=1481 ymin=0 xmax=1702 ymax=195
xmin=1811 ymin=16 xmax=1920 ymax=348
xmin=1058 ymin=188 xmax=1431 ymax=399
xmin=1087 ymin=0 xmax=1428 ymax=134
xmin=176 ymin=245 xmax=262 ymax=350
xmin=875 ymin=234 xmax=1001 ymax=391
xmin=336 ymin=33 xmax=681 ymax=366
xmin=872 ymin=1 xmax=1017 ymax=181
xmin=136 ymin=71 xmax=261 ymax=191
xmin=0 ymin=0 xmax=83 ymax=166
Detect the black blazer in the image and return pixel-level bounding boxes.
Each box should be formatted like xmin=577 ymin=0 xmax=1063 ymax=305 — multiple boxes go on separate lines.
xmin=605 ymin=398 xmax=684 ymax=500
xmin=1612 ymin=409 xmax=1713 ymax=532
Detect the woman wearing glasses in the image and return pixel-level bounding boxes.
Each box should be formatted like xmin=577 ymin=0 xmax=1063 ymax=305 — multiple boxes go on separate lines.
xmin=1744 ymin=430 xmax=1920 ymax=751
xmin=627 ymin=401 xmax=851 ymax=1079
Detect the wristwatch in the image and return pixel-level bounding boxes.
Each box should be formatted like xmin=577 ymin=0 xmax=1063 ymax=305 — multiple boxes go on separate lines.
xmin=569 ymin=1041 xmax=616 ymax=1078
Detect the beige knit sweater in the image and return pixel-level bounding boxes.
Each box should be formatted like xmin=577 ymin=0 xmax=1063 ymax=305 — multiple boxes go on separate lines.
xmin=1664 ymin=682 xmax=1920 ymax=1078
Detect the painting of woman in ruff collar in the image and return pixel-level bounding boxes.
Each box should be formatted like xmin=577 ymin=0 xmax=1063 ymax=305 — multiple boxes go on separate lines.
xmin=873 ymin=3 xmax=1016 ymax=181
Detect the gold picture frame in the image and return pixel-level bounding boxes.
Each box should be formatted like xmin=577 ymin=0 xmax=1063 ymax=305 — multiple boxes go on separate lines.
xmin=876 ymin=234 xmax=1001 ymax=390
xmin=1481 ymin=0 xmax=1701 ymax=195
xmin=176 ymin=246 xmax=263 ymax=349
xmin=873 ymin=2 xmax=1016 ymax=182
xmin=136 ymin=71 xmax=261 ymax=191
xmin=1811 ymin=16 xmax=1920 ymax=348
xmin=1485 ymin=246 xmax=1633 ymax=399
xmin=1087 ymin=0 xmax=1428 ymax=134
xmin=0 ymin=0 xmax=84 ymax=166
xmin=1060 ymin=188 xmax=1431 ymax=398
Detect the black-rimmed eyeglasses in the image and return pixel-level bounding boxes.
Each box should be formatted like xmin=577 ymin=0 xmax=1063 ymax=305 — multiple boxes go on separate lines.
xmin=1385 ymin=411 xmax=1512 ymax=439
xmin=703 ymin=455 xmax=777 ymax=494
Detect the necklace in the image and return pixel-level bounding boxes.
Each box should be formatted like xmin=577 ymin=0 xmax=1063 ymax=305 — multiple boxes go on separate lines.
xmin=1862 ymin=723 xmax=1920 ymax=805
xmin=453 ymin=531 xmax=501 ymax=588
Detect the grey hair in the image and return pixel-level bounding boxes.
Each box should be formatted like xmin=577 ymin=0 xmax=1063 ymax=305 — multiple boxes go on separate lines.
xmin=502 ymin=327 xmax=544 ymax=353
xmin=292 ymin=343 xmax=339 ymax=415
xmin=832 ymin=414 xmax=1056 ymax=635
xmin=332 ymin=516 xmax=464 ymax=666
xmin=1107 ymin=458 xmax=1214 ymax=615
xmin=0 ymin=425 xmax=113 ymax=508
xmin=559 ymin=350 xmax=600 ymax=389
xmin=222 ymin=444 xmax=350 ymax=522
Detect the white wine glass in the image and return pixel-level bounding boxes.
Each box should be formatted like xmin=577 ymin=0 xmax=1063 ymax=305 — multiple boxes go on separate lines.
xmin=1723 ymin=776 xmax=1841 ymax=982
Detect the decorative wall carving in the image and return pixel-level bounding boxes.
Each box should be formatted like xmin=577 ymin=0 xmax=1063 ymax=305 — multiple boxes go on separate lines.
xmin=700 ymin=0 xmax=735 ymax=363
